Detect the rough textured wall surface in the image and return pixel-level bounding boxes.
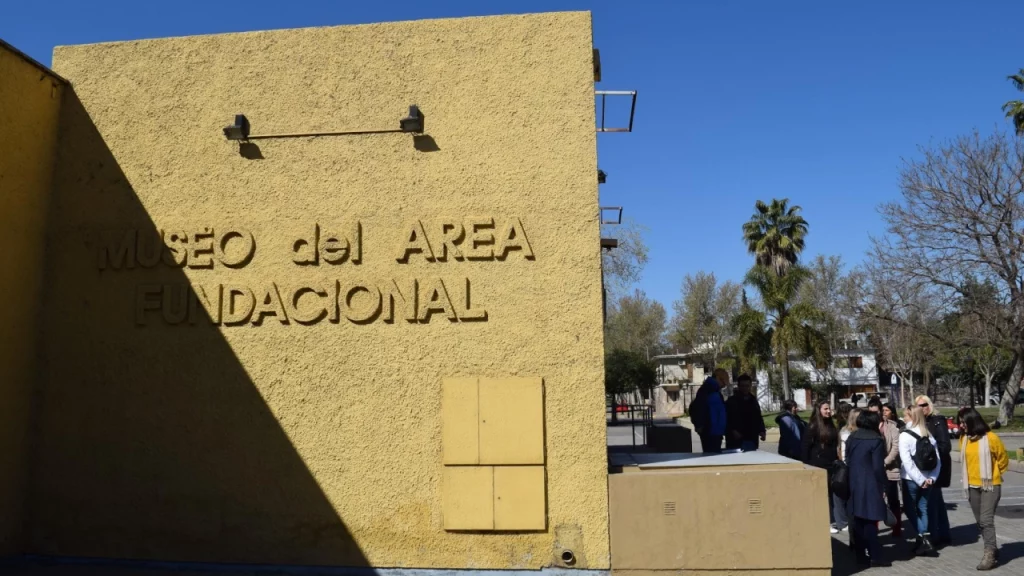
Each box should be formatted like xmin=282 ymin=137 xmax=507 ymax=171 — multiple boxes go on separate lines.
xmin=33 ymin=12 xmax=608 ymax=568
xmin=0 ymin=42 xmax=64 ymax=556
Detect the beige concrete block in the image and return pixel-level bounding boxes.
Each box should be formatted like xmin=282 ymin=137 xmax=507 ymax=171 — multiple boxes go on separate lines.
xmin=442 ymin=466 xmax=493 ymax=531
xmin=442 ymin=377 xmax=479 ymax=465
xmin=494 ymin=466 xmax=546 ymax=531
xmin=479 ymin=377 xmax=544 ymax=465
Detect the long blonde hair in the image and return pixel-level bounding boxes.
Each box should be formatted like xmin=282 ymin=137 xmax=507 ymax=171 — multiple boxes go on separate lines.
xmin=909 ymin=406 xmax=931 ymax=438
xmin=847 ymin=409 xmax=861 ymax=433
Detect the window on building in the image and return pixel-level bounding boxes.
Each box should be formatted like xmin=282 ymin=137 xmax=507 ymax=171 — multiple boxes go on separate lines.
xmin=849 ymin=356 xmax=864 ymax=368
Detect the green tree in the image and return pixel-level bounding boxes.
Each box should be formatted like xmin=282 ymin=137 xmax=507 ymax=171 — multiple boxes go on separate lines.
xmin=1004 ymin=69 xmax=1024 ymax=136
xmin=605 ymin=289 xmax=667 ymax=356
xmin=733 ymin=265 xmax=829 ymax=402
xmin=669 ymin=271 xmax=741 ymax=367
xmin=742 ymin=198 xmax=809 ymax=276
xmin=605 ymin=348 xmax=658 ymax=419
xmin=732 ymin=290 xmax=772 ymax=377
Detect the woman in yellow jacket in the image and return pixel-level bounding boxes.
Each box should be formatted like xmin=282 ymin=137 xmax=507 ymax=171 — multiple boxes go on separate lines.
xmin=958 ymin=408 xmax=1010 ymax=571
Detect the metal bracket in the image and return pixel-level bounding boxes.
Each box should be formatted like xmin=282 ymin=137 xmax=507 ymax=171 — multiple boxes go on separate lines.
xmin=596 ymin=90 xmax=637 ymax=133
xmin=600 ymin=206 xmax=623 ymax=225
xmin=223 ymin=105 xmax=424 ymax=141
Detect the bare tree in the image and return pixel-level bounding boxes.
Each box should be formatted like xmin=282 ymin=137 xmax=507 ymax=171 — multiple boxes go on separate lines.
xmin=800 ymin=255 xmax=864 ymax=386
xmin=939 ymin=372 xmax=972 ymax=407
xmin=873 ymin=131 xmax=1024 ymax=424
xmin=670 ymin=271 xmax=741 ymax=368
xmin=861 ymin=265 xmax=941 ymax=407
xmin=602 ymin=219 xmax=649 ymax=302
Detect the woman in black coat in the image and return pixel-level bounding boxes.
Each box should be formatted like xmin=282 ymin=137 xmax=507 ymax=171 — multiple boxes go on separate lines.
xmin=845 ymin=410 xmax=890 ymax=567
xmin=919 ymin=395 xmax=953 ymax=547
xmin=802 ymin=401 xmax=839 ymax=528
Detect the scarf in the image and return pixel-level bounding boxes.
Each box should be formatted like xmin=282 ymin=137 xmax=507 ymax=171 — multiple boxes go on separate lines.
xmin=961 ymin=433 xmax=994 ymax=496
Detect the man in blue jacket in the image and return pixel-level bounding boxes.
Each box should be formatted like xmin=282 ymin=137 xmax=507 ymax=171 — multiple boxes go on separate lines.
xmin=689 ymin=368 xmax=729 ymax=453
xmin=775 ymin=399 xmax=806 ymax=460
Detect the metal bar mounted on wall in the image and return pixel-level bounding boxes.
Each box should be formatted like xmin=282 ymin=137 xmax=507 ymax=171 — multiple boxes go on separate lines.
xmin=222 ymin=106 xmax=425 ymax=141
xmin=595 ymin=90 xmax=637 ymax=133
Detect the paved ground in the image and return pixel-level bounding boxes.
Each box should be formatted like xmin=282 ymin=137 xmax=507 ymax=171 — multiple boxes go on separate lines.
xmin=828 ymin=462 xmax=1024 ymax=575
xmin=608 ymin=423 xmax=1024 ymax=575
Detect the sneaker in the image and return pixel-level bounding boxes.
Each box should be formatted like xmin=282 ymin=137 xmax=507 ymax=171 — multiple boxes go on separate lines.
xmin=840 ymin=526 xmax=849 ymax=532
xmin=830 ymin=527 xmax=840 ymax=534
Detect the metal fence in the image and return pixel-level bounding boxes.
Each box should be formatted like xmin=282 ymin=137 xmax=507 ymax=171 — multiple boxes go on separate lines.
xmin=607 ymin=403 xmax=654 ymax=447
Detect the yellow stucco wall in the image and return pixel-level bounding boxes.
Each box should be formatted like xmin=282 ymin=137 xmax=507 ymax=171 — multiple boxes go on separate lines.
xmin=0 ymin=41 xmax=64 ymax=556
xmin=30 ymin=12 xmax=608 ymax=568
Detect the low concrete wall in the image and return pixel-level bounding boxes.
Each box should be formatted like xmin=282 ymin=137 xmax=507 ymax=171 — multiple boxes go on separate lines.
xmin=608 ymin=457 xmax=831 ymax=575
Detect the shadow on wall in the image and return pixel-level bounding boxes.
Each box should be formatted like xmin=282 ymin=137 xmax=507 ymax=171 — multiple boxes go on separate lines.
xmin=24 ymin=90 xmax=371 ymax=567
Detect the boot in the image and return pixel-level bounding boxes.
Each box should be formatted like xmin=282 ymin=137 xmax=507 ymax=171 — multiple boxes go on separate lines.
xmin=919 ymin=535 xmax=939 ymax=557
xmin=977 ymin=547 xmax=997 ymax=571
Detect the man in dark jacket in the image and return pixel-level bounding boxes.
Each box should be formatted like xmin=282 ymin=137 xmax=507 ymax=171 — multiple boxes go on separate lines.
xmin=919 ymin=395 xmax=952 ymax=547
xmin=689 ymin=368 xmax=728 ymax=453
xmin=776 ymin=399 xmax=806 ymax=460
xmin=725 ymin=374 xmax=766 ymax=450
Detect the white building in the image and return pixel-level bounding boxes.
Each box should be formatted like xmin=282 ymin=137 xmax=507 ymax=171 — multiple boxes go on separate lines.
xmin=650 ymin=336 xmax=880 ymax=417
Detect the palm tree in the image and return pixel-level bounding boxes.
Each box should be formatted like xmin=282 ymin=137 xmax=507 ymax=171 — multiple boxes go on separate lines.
xmin=733 ymin=265 xmax=829 ymax=402
xmin=1004 ymin=69 xmax=1024 ymax=136
xmin=742 ymin=199 xmax=809 ymax=276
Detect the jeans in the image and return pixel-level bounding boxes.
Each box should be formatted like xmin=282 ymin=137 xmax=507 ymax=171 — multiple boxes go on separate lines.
xmin=968 ymin=486 xmax=1002 ymax=550
xmin=700 ymin=433 xmax=723 ymax=453
xmin=832 ymin=493 xmax=850 ymax=530
xmin=903 ymin=480 xmax=932 ymax=537
xmin=928 ymin=486 xmax=951 ymax=541
xmin=852 ymin=516 xmax=883 ymax=563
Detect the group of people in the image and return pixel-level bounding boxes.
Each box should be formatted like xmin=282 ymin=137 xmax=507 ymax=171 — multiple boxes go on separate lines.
xmin=792 ymin=395 xmax=1010 ymax=570
xmin=689 ymin=370 xmax=1011 ymax=570
xmin=689 ymin=368 xmax=766 ymax=454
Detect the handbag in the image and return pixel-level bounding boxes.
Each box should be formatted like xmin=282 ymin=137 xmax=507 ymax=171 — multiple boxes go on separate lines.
xmin=884 ymin=505 xmax=897 ymax=527
xmin=830 ymin=460 xmax=850 ymax=500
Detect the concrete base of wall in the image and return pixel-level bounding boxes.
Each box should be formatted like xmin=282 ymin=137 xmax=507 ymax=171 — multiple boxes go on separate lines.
xmin=3 ymin=557 xmax=609 ymax=576
xmin=614 ymin=571 xmax=828 ymax=576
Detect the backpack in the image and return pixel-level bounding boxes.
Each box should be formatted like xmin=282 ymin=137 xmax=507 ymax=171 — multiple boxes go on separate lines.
xmin=902 ymin=429 xmax=939 ymax=471
xmin=831 ymin=460 xmax=850 ymax=500
xmin=688 ymin=386 xmax=709 ymax=433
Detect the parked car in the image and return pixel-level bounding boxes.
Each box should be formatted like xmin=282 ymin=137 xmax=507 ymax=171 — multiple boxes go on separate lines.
xmin=947 ymin=415 xmax=962 ymax=439
xmin=975 ymin=393 xmax=1002 ymax=405
xmin=837 ymin=392 xmax=890 ymax=408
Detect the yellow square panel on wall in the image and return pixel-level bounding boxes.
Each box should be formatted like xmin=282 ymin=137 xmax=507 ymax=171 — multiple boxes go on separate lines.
xmin=494 ymin=466 xmax=547 ymax=530
xmin=479 ymin=377 xmax=544 ymax=465
xmin=442 ymin=466 xmax=493 ymax=531
xmin=442 ymin=377 xmax=479 ymax=465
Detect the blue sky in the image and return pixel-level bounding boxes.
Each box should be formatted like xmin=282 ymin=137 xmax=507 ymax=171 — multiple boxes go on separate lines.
xmin=4 ymin=0 xmax=1021 ymax=311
